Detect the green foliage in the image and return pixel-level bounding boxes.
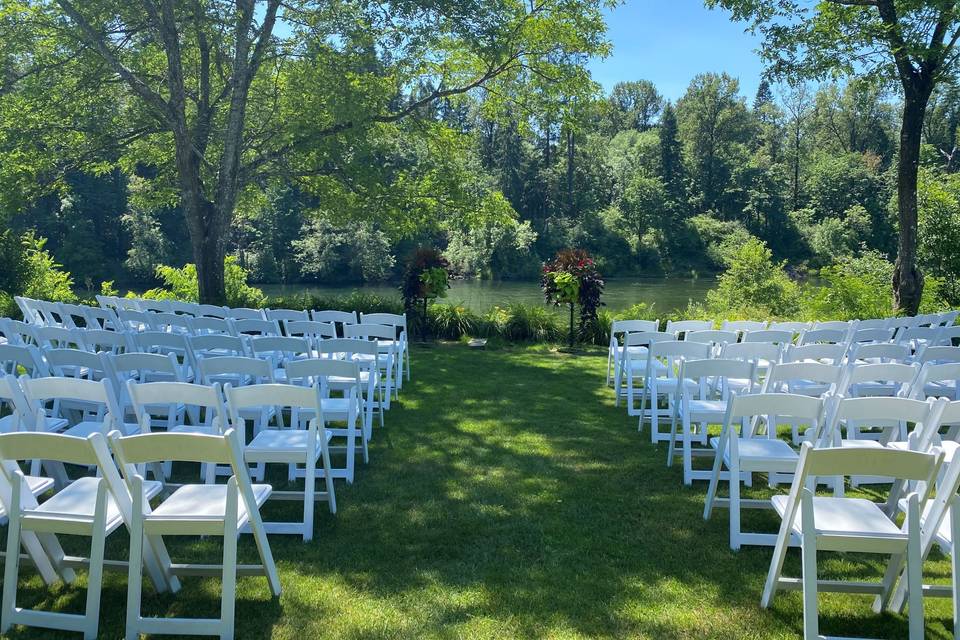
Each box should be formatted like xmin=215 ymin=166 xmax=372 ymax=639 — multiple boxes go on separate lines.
xmin=801 ymin=251 xmax=897 ymax=321
xmin=421 ymin=268 xmax=451 ymax=300
xmin=18 ymin=232 xmax=76 ymax=304
xmin=428 ymin=303 xmax=481 ymax=340
xmin=686 ymin=215 xmax=757 ymax=269
xmin=143 ymin=257 xmax=266 ymax=308
xmin=292 ymin=217 xmax=395 ymax=284
xmin=706 ymin=238 xmax=800 ymax=319
xmin=486 ymin=304 xmax=562 ymax=342
xmin=918 ymin=168 xmax=960 ymax=305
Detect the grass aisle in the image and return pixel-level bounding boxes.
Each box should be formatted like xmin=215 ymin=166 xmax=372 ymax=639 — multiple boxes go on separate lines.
xmin=3 ymin=344 xmax=957 ymax=638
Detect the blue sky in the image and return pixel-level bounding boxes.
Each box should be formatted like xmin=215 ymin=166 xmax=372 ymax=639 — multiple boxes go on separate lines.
xmin=587 ymin=0 xmax=765 ymax=103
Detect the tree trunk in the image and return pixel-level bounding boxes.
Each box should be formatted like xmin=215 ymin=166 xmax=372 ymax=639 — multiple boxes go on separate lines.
xmin=566 ymin=128 xmax=575 ymax=216
xmin=892 ymin=90 xmax=931 ymax=316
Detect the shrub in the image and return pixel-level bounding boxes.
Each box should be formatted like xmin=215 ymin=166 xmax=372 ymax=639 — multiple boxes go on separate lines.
xmin=428 ymin=303 xmax=481 ymax=340
xmin=541 ymin=248 xmax=605 ymax=345
xmin=141 ymin=256 xmax=266 ymax=308
xmin=484 ymin=303 xmax=561 ymax=342
xmin=705 ymin=238 xmax=800 ymax=319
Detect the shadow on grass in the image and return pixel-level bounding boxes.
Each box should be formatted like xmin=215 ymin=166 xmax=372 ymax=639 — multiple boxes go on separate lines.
xmin=1 ymin=343 xmax=956 ymax=638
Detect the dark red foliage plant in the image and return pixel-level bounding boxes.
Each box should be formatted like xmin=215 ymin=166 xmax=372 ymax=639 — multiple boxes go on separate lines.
xmin=541 ymin=248 xmax=605 ymax=346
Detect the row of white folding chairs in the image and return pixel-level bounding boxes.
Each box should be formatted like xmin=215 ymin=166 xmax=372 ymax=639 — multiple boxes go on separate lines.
xmin=615 ymin=331 xmax=960 ymax=419
xmin=643 ymin=355 xmax=960 ymax=639
xmin=606 ymin=314 xmax=959 ymax=388
xmin=0 ymin=337 xmax=390 ymax=439
xmin=0 ymin=320 xmax=405 ymax=400
xmin=0 ymin=420 xmax=280 ymax=638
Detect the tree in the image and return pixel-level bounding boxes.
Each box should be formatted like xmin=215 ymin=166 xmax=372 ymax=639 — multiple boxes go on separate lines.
xmin=781 ymin=83 xmax=814 ymax=211
xmin=659 ymin=102 xmax=687 ymax=210
xmin=2 ymin=0 xmax=610 ymax=303
xmin=676 ymin=73 xmax=753 ymax=217
xmin=607 ymin=80 xmax=664 ymax=132
xmin=620 ymin=175 xmax=667 ymax=265
xmin=707 ymin=0 xmax=960 ymax=314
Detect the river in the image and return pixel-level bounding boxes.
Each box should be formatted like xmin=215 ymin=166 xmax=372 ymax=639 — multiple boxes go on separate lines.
xmin=260 ymin=277 xmax=715 ymax=314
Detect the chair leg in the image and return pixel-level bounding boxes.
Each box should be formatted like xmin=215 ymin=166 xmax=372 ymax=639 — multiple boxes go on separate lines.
xmin=345 ymin=416 xmax=356 ymax=484
xmin=682 ymin=418 xmax=693 ymax=486
xmin=125 ymin=483 xmax=145 ymax=640
xmin=801 ymin=489 xmax=818 ymax=640
xmin=953 ymin=502 xmax=960 ymax=639
xmin=729 ymin=458 xmax=741 ymax=551
xmin=1 ymin=477 xmax=23 ymax=635
xmin=220 ymin=481 xmax=239 ymax=640
xmin=906 ymin=495 xmax=924 ymax=640
xmin=703 ymin=439 xmax=724 ymax=521
xmin=83 ymin=481 xmax=109 ymax=640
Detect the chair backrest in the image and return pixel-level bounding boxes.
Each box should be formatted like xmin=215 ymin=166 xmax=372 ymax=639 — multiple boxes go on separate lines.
xmin=134 ymin=331 xmax=193 ymax=362
xmin=20 ymin=375 xmax=123 ymax=433
xmin=720 ymin=341 xmax=782 ymax=364
xmin=845 ymin=362 xmax=920 ymax=398
xmin=266 ymin=308 xmax=309 ymax=323
xmin=137 ymin=299 xmax=172 ymax=314
xmin=855 ymin=318 xmax=891 ymax=330
xmin=798 ymin=328 xmax=847 ymax=345
xmin=909 ymin=362 xmax=960 ymax=400
xmin=126 ymin=380 xmax=226 ymax=434
xmin=742 ymin=329 xmax=795 ymax=345
xmin=611 ymin=319 xmax=660 ymax=337
xmin=14 ymin=296 xmax=44 ymax=325
xmin=623 ymin=331 xmax=674 ymax=349
xmin=0 ymin=374 xmax=32 ymax=433
xmin=226 ymin=307 xmax=265 ymax=321
xmin=1 ymin=319 xmax=37 ymax=346
xmin=762 ymin=361 xmax=845 ymax=394
xmin=285 ymin=358 xmax=362 ymax=390
xmin=232 ymin=318 xmax=282 ymax=337
xmin=344 ymin=323 xmax=397 ymax=342
xmin=82 ymin=305 xmax=121 ymax=331
xmin=150 ymin=312 xmax=192 ymax=334
xmin=725 ymin=391 xmax=824 ymax=439
xmin=106 ymin=351 xmax=183 ymax=383
xmin=189 ymin=315 xmax=235 ymax=336
xmin=34 ymin=300 xmax=72 ymax=328
xmin=768 ymin=321 xmax=810 ymax=333
xmin=224 ymin=382 xmax=323 ymax=432
xmin=34 ymin=326 xmax=85 ymax=350
xmin=849 ymin=327 xmax=895 ymax=344
xmin=720 ymin=320 xmax=767 ymax=334
xmin=95 ymin=294 xmax=119 ymax=310
xmin=664 ymin=320 xmax=714 ymax=338
xmin=117 ymin=309 xmax=154 ymax=331
xmin=314 ymin=338 xmax=378 ymax=359
xmin=939 ymin=310 xmax=960 ymax=327
xmin=916 ymin=345 xmax=960 ymax=365
xmin=249 ymin=336 xmax=311 ymax=364
xmin=824 ymin=396 xmax=943 ymax=447
xmin=647 ymin=340 xmax=712 ymax=369
xmin=59 ymin=303 xmax=91 ymax=329
xmin=83 ymin=329 xmax=134 ymax=354
xmin=198 ymin=356 xmax=274 ymax=385
xmin=897 ymin=326 xmax=943 ymax=348
xmin=783 ymin=343 xmax=848 ymax=365
xmin=114 ymin=297 xmax=142 ymax=312
xmin=188 ymin=334 xmax=248 ymax=359
xmin=938 ymin=325 xmax=960 ymax=346
xmin=284 ymin=320 xmax=337 ymax=343
xmin=43 ymin=348 xmax=108 ymax=380
xmin=812 ymin=320 xmax=853 ymax=332
xmin=360 ymin=313 xmax=407 ymax=331
xmin=311 ymin=310 xmax=358 ymax=329
xmin=0 ymin=344 xmax=49 ymax=377
xmin=197 ymin=304 xmax=229 ymax=319
xmin=683 ymin=330 xmax=739 ymax=347
xmin=847 ymin=342 xmax=910 ymax=364
xmin=169 ymin=300 xmax=198 ymax=316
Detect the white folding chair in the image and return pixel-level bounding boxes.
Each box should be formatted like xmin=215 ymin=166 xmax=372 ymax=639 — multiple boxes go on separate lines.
xmin=283 ymin=320 xmax=337 ymax=357
xmin=311 ymin=310 xmax=358 ymax=337
xmin=34 ymin=326 xmax=86 ymax=351
xmin=620 ymin=331 xmax=672 ymax=414
xmin=812 ymin=320 xmax=853 ymax=332
xmin=134 ymin=331 xmax=196 ymax=379
xmin=743 ymin=329 xmax=795 ymax=345
xmin=189 ymin=315 xmax=236 ymax=336
xmin=360 ymin=312 xmax=410 ymax=386
xmin=0 ymin=344 xmax=49 ymax=377
xmin=82 ymin=328 xmax=134 ymax=355
xmin=850 ymin=327 xmax=896 ymax=344
xmin=0 ymin=321 xmax=38 ymax=348
xmin=721 ymin=320 xmax=768 ymax=336
xmin=266 ymin=308 xmax=309 ymax=324
xmin=639 ymin=340 xmax=710 ymax=443
xmin=314 ymin=339 xmax=380 ymax=433
xmin=761 ymin=361 xmax=845 ymax=445
xmin=344 ymin=324 xmax=397 ymax=407
xmin=169 ymin=300 xmax=199 ymax=316
xmin=110 ymin=430 xmax=280 ymax=639
xmin=846 ymin=342 xmax=911 ymax=365
xmin=0 ymin=431 xmax=169 ymax=639
xmin=606 ymin=319 xmax=660 ymax=387
xmin=916 ymin=345 xmax=960 ymax=365
xmin=197 ymin=303 xmax=230 ymax=319
xmin=664 ymin=320 xmax=714 ymax=340
xmin=249 ymin=336 xmax=312 ymax=382
xmin=798 ymin=328 xmax=847 ymax=346
xmin=761 ymin=443 xmax=942 ymax=640
xmin=684 ymin=329 xmax=739 ymax=357
xmin=137 ymin=299 xmax=172 ymax=314
xmin=226 ymin=307 xmax=266 ymax=321
xmin=150 ymin=311 xmax=193 ymax=334
xmin=667 ymin=358 xmax=756 ymax=485
xmin=286 ymin=358 xmax=366 ymax=483
xmin=703 ymin=392 xmax=823 ymax=549
xmin=910 ymin=362 xmax=960 ymax=401
xmin=784 ymin=343 xmax=848 ymax=366
xmin=845 ymin=362 xmax=919 ymax=400
xmin=769 ymin=321 xmax=811 ymax=334
xmin=232 ymin=318 xmax=282 ymax=338
xmin=225 ymin=383 xmax=336 ymax=540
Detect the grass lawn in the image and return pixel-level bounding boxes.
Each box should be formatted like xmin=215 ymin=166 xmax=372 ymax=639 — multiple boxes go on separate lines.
xmin=3 ymin=343 xmax=957 ymax=638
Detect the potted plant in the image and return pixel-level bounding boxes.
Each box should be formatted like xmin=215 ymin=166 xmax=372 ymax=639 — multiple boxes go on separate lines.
xmin=401 ymin=247 xmax=451 ymax=341
xmin=541 ymin=249 xmax=605 ymax=350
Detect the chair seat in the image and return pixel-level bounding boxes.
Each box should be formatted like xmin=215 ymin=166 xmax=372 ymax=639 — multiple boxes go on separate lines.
xmin=329 ymin=372 xmax=373 ymax=386
xmin=245 ymin=428 xmax=334 ymax=456
xmin=1 ymin=475 xmax=57 ymax=518
xmin=713 ymin=437 xmax=799 ymax=464
xmin=150 ymin=483 xmax=271 ymax=525
xmin=627 ymin=359 xmax=667 ymax=372
xmin=771 ymin=494 xmax=904 ymax=539
xmin=789 ymin=381 xmax=831 ymax=396
xmin=169 ymin=424 xmax=219 ymax=435
xmin=33 ymin=477 xmax=162 ymax=530
xmin=687 ymin=399 xmax=727 ymax=414
xmin=649 ymin=378 xmax=696 ymax=392
xmin=838 ymin=438 xmax=885 ymax=449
